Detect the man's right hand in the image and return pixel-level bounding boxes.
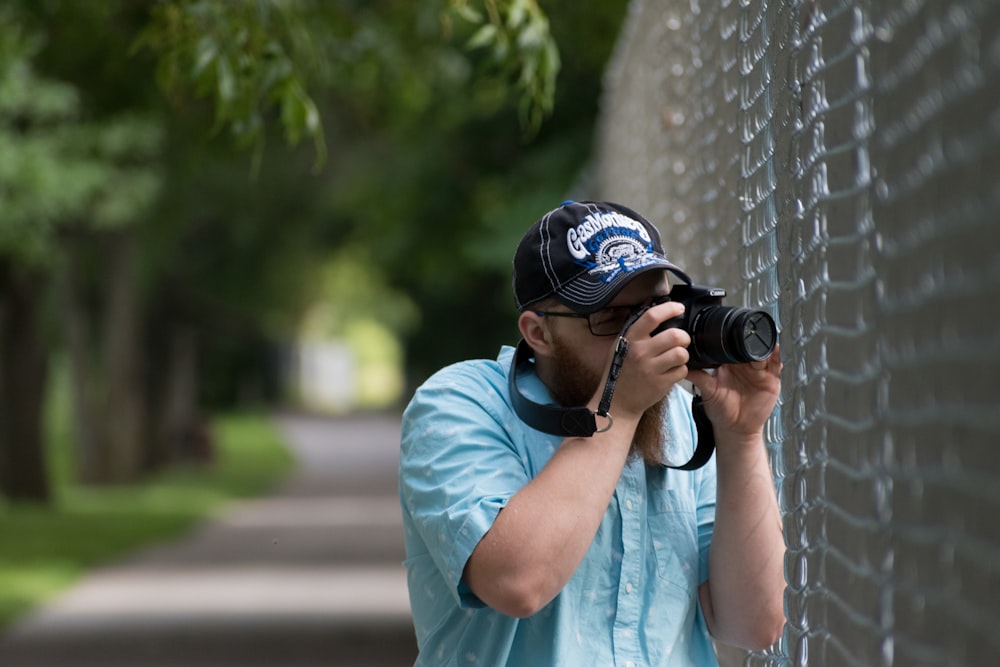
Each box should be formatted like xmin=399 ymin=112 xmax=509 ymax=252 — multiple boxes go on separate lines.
xmin=596 ymin=300 xmax=691 ymax=420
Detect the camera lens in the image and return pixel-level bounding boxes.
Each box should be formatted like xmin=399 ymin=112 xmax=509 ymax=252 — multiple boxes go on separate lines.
xmin=689 ymin=307 xmax=777 ymax=369
xmin=737 ymin=310 xmax=778 ymax=360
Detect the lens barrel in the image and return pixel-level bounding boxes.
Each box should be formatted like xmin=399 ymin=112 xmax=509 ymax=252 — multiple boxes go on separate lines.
xmin=689 ymin=306 xmax=777 ymax=369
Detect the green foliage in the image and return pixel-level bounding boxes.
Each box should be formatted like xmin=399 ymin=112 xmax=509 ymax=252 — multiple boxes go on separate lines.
xmin=297 ymin=249 xmax=417 ymax=408
xmin=344 ymin=319 xmax=406 ymax=408
xmin=0 ymin=40 xmax=77 ymax=123
xmin=448 ymin=0 xmax=560 ymax=134
xmin=1 ymin=0 xmax=631 ymax=403
xmin=0 ymin=9 xmax=163 ymax=267
xmin=0 ymin=412 xmax=293 ymax=629
xmin=0 ymin=12 xmax=80 ymax=265
xmin=140 ymin=0 xmax=330 ymax=167
xmin=142 ymin=132 xmax=333 ymax=338
xmin=299 ymin=246 xmax=419 ymax=341
xmin=140 ymin=0 xmax=563 ymax=166
xmin=313 ymin=0 xmax=630 ymax=382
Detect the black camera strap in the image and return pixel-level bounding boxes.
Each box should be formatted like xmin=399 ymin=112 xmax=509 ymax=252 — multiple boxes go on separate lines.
xmin=508 ymin=306 xmax=715 ymax=470
xmin=509 ymin=339 xmax=600 ymax=438
xmin=679 ymin=394 xmax=716 ymax=471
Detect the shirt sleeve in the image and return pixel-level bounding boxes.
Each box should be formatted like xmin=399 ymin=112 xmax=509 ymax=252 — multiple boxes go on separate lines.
xmin=399 ymin=362 xmax=531 ymax=608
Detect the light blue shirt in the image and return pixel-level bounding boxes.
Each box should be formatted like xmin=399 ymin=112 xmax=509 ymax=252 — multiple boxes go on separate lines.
xmin=399 ymin=346 xmax=719 ymax=667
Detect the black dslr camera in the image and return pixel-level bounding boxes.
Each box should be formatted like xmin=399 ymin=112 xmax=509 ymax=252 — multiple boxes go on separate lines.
xmin=650 ymin=283 xmax=777 ymax=370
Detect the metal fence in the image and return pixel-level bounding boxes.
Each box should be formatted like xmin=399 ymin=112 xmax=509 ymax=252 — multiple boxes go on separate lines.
xmin=594 ymin=0 xmax=1000 ymax=665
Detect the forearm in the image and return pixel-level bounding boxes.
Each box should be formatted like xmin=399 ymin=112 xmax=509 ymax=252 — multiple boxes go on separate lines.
xmin=464 ymin=417 xmax=639 ymax=617
xmin=703 ymin=433 xmax=785 ymax=649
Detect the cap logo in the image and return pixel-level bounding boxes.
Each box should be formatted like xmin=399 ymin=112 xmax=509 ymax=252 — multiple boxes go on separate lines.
xmin=566 ymin=211 xmax=658 ymax=284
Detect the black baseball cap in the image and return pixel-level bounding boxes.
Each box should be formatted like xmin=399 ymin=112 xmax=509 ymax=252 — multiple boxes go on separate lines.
xmin=512 ymin=200 xmax=689 ymax=314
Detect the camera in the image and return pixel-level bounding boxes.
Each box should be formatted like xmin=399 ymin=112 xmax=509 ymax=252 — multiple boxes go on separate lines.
xmin=650 ymin=283 xmax=777 ymax=370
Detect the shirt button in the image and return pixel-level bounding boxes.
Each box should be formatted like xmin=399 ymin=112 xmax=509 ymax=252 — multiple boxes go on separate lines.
xmin=625 ymin=583 xmax=633 ymax=594
xmin=625 ymin=499 xmax=634 ymax=511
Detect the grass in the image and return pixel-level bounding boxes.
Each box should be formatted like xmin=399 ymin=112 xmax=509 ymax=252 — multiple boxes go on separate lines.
xmin=0 ymin=412 xmax=294 ymax=630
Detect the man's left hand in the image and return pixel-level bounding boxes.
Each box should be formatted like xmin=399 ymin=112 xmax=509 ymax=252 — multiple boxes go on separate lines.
xmin=686 ymin=345 xmax=782 ymax=442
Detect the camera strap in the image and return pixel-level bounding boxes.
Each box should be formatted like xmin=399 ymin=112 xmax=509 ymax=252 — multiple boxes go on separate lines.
xmin=680 ymin=394 xmax=716 ymax=471
xmin=508 ymin=307 xmax=715 ymax=470
xmin=509 ymin=339 xmax=595 ymax=436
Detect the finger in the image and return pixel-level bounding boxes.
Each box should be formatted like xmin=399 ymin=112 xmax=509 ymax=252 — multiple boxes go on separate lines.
xmin=752 ymin=343 xmax=782 ymax=372
xmin=647 ymin=320 xmax=691 ymax=351
xmin=770 ymin=344 xmax=783 ymax=370
xmin=655 ymin=344 xmax=690 ymax=372
xmin=630 ymin=301 xmax=685 ymax=339
xmin=686 ymin=368 xmax=716 ymax=398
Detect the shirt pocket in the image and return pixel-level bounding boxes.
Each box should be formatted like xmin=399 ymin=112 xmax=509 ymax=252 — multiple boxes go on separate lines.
xmin=647 ymin=486 xmax=699 ymax=591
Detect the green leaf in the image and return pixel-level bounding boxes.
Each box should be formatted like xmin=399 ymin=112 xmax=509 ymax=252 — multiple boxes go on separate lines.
xmin=215 ymin=56 xmax=236 ymax=106
xmin=507 ymin=0 xmax=529 ymax=29
xmin=517 ymin=19 xmax=544 ymax=50
xmin=466 ymin=23 xmax=497 ymax=50
xmin=192 ymin=36 xmax=218 ymax=78
xmin=451 ymin=3 xmax=484 ymax=24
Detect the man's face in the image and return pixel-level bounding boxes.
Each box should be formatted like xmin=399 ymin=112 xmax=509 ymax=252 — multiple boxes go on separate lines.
xmin=544 ymin=270 xmax=669 ymax=407
xmin=543 ymin=270 xmax=671 ymax=465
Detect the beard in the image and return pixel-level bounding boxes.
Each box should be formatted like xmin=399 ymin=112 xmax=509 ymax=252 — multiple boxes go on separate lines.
xmin=547 ymin=336 xmax=667 ymax=466
xmin=631 ymin=398 xmax=667 ymax=466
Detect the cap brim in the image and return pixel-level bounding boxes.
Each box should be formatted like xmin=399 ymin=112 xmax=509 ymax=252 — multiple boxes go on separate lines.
xmin=556 ymin=259 xmax=691 ymax=314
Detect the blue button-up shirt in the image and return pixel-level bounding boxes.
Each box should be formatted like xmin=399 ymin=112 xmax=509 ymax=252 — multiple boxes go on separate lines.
xmin=399 ymin=346 xmax=719 ymax=666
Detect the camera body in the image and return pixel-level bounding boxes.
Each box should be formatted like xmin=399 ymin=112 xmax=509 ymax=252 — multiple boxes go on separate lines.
xmin=651 ymin=283 xmax=777 ymax=370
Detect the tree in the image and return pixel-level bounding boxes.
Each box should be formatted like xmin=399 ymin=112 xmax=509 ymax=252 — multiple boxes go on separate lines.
xmin=129 ymin=0 xmax=630 ymax=397
xmin=132 ymin=0 xmax=587 ymax=392
xmin=0 ymin=8 xmax=162 ymax=498
xmin=141 ymin=0 xmax=562 ymax=165
xmin=0 ymin=0 xmax=628 ymax=504
xmin=311 ymin=0 xmax=631 ymax=384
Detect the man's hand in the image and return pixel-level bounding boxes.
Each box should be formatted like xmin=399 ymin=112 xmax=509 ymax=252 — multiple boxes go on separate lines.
xmin=601 ymin=301 xmax=692 ymax=419
xmin=686 ymin=344 xmax=782 ymax=442
xmin=689 ymin=345 xmax=786 ymax=650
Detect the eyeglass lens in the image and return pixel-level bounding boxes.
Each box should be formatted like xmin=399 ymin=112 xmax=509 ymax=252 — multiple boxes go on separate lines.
xmin=588 ymin=295 xmax=670 ymax=335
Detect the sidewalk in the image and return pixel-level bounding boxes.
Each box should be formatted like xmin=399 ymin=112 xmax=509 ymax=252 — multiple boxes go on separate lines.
xmin=0 ymin=413 xmax=417 ymax=667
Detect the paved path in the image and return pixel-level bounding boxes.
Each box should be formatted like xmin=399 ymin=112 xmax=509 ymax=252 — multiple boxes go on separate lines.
xmin=0 ymin=413 xmax=418 ymax=667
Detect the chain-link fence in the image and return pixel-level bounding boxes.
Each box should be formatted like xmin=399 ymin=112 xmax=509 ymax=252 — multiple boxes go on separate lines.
xmin=595 ymin=0 xmax=1000 ymax=665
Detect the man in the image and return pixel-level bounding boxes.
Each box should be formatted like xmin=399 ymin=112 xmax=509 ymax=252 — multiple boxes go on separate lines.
xmin=399 ymin=200 xmax=785 ymax=666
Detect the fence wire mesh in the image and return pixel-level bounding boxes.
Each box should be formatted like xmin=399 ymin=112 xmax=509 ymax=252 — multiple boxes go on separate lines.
xmin=595 ymin=0 xmax=1000 ymax=665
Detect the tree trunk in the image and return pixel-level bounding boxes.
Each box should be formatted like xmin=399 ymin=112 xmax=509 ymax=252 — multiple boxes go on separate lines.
xmin=159 ymin=325 xmax=205 ymax=465
xmin=0 ymin=260 xmax=52 ymax=503
xmin=103 ymin=230 xmax=145 ymax=483
xmin=58 ymin=236 xmax=106 ymax=484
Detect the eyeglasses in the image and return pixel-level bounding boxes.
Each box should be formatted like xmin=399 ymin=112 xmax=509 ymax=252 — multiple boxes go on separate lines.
xmin=534 ymin=295 xmax=671 ymax=336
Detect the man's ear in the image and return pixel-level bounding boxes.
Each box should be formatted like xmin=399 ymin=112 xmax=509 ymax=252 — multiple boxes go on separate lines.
xmin=517 ymin=310 xmax=554 ymax=357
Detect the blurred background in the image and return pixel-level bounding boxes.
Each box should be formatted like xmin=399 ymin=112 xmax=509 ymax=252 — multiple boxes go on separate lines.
xmin=0 ymin=0 xmax=623 ymax=500
xmin=0 ymin=1 xmax=631 ymax=665
xmin=2 ymin=1 xmax=1000 ymax=666
xmin=0 ymin=0 xmax=631 ymax=501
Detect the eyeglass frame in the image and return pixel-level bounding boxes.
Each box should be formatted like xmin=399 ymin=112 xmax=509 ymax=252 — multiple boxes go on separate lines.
xmin=533 ymin=294 xmax=672 ymax=337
